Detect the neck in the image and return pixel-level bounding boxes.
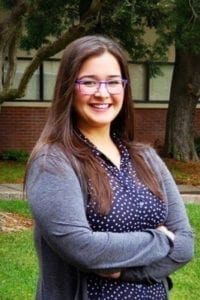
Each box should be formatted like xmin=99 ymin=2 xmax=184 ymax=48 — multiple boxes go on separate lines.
xmin=78 ymin=126 xmax=112 ymax=146
xmin=77 ymin=125 xmax=121 ymax=169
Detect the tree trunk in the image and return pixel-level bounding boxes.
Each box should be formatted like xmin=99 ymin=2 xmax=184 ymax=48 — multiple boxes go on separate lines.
xmin=164 ymin=49 xmax=200 ymax=161
xmin=0 ymin=1 xmax=28 ymax=94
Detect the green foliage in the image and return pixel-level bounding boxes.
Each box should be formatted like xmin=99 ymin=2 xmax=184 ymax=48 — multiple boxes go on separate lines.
xmin=1 ymin=0 xmax=200 ymax=103
xmin=0 ymin=0 xmax=17 ymax=8
xmin=174 ymin=0 xmax=200 ymax=52
xmin=0 ymin=149 xmax=29 ymax=163
xmin=148 ymin=62 xmax=164 ymax=78
xmin=0 ymin=161 xmax=25 ymax=183
xmin=93 ymin=0 xmax=200 ymax=61
xmin=2 ymin=0 xmax=200 ymax=63
xmin=20 ymin=0 xmax=79 ymax=50
xmin=100 ymin=0 xmax=152 ymax=60
xmin=154 ymin=0 xmax=200 ymax=53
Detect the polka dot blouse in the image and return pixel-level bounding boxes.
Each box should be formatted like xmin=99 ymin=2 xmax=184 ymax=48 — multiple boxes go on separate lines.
xmin=78 ymin=132 xmax=167 ymax=300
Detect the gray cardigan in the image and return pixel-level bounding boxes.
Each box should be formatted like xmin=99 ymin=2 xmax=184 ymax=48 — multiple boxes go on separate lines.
xmin=27 ymin=145 xmax=194 ymax=300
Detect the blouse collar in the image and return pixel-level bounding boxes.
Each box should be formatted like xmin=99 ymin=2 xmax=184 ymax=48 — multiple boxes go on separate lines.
xmin=74 ymin=128 xmax=130 ymax=168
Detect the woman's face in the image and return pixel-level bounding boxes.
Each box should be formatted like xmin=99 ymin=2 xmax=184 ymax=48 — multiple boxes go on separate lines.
xmin=73 ymin=52 xmax=124 ymax=132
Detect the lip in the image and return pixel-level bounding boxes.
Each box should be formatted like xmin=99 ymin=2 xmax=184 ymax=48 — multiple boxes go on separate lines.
xmin=89 ymin=103 xmax=112 ymax=109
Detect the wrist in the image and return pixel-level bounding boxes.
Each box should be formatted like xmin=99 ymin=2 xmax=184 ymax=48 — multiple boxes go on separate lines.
xmin=157 ymin=226 xmax=175 ymax=241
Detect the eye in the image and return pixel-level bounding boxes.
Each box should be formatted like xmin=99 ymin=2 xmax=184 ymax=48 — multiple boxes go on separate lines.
xmin=81 ymin=80 xmax=97 ymax=87
xmin=107 ymin=80 xmax=122 ymax=86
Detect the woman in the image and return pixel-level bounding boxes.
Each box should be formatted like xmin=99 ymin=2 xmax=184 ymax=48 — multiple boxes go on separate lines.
xmin=26 ymin=35 xmax=194 ymax=300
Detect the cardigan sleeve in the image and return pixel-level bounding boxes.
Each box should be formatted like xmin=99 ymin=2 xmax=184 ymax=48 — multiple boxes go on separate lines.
xmin=26 ymin=151 xmax=173 ymax=271
xmin=121 ymin=149 xmax=194 ymax=283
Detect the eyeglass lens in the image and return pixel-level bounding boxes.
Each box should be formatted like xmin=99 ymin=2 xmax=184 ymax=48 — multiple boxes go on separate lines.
xmin=77 ymin=79 xmax=127 ymax=95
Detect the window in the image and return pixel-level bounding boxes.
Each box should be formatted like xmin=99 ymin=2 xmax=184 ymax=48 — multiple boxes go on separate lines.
xmin=9 ymin=58 xmax=185 ymax=103
xmin=149 ymin=64 xmax=174 ymax=102
xmin=43 ymin=61 xmax=59 ymax=100
xmin=128 ymin=63 xmax=147 ymax=101
xmin=14 ymin=59 xmax=40 ymax=100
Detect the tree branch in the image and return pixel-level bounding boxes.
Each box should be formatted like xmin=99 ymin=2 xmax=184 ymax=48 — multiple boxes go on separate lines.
xmin=17 ymin=21 xmax=97 ymax=98
xmin=189 ymin=0 xmax=199 ymax=19
xmin=0 ymin=1 xmax=29 ymax=93
xmin=0 ymin=23 xmax=101 ymax=100
xmin=0 ymin=0 xmax=105 ymax=101
xmin=3 ymin=24 xmax=22 ymax=90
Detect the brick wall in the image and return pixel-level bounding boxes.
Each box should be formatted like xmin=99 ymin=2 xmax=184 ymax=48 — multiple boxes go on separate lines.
xmin=0 ymin=105 xmax=199 ymax=153
xmin=0 ymin=106 xmax=49 ymax=152
xmin=134 ymin=109 xmax=167 ymax=146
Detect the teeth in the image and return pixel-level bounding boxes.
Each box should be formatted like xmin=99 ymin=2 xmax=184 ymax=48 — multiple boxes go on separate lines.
xmin=91 ymin=104 xmax=110 ymax=108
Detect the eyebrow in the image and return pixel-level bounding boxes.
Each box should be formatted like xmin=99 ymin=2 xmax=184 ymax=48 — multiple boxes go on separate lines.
xmin=78 ymin=75 xmax=122 ymax=80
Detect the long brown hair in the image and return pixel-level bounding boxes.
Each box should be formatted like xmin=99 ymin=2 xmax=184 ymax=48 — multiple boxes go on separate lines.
xmin=25 ymin=35 xmax=162 ymax=214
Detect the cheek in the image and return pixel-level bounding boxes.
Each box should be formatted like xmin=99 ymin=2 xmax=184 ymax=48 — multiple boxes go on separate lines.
xmin=74 ymin=89 xmax=83 ymax=107
xmin=115 ymin=94 xmax=124 ymax=107
xmin=73 ymin=92 xmax=88 ymax=114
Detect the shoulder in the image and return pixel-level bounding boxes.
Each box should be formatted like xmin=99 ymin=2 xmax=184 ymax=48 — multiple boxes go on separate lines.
xmin=33 ymin=144 xmax=68 ymax=164
xmin=34 ymin=143 xmax=66 ymax=160
xmin=132 ymin=142 xmax=160 ymax=160
xmin=131 ymin=142 xmax=167 ymax=175
xmin=28 ymin=143 xmax=74 ymax=177
xmin=26 ymin=144 xmax=81 ymax=190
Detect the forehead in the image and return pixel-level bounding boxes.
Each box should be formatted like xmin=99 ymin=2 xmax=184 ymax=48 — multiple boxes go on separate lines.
xmin=78 ymin=52 xmax=122 ymax=78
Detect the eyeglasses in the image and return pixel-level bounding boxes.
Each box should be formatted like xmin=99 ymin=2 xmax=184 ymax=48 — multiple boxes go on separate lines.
xmin=75 ymin=78 xmax=128 ymax=95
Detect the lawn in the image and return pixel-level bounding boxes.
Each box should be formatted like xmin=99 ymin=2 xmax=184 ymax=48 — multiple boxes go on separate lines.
xmin=1 ymin=159 xmax=200 ymax=185
xmin=0 ymin=201 xmax=199 ymax=299
xmin=0 ymin=230 xmax=38 ymax=299
xmin=170 ymin=203 xmax=200 ymax=299
xmin=0 ymin=201 xmax=37 ymax=299
xmin=0 ymin=200 xmax=31 ymax=217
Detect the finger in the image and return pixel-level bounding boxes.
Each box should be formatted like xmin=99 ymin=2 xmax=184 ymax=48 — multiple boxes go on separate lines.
xmin=97 ymin=272 xmax=121 ymax=279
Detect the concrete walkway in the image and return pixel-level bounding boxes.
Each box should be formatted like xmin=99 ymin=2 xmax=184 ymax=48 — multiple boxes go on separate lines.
xmin=0 ymin=183 xmax=200 ymax=203
xmin=0 ymin=184 xmax=24 ymax=200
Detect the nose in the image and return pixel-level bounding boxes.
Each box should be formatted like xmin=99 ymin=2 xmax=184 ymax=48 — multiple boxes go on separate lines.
xmin=95 ymin=82 xmax=110 ymax=97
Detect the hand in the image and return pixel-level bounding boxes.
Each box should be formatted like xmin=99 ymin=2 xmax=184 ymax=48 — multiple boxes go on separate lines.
xmin=96 ymin=271 xmax=121 ymax=279
xmin=157 ymin=225 xmax=175 ymax=241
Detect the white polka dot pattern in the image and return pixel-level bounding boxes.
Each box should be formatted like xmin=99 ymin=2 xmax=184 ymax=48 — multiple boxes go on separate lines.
xmin=77 ymin=132 xmax=167 ymax=300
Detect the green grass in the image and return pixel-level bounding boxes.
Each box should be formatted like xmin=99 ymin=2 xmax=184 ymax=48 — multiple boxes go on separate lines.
xmin=0 ymin=231 xmax=38 ymax=300
xmin=0 ymin=201 xmax=199 ymax=299
xmin=0 ymin=161 xmax=26 ymax=183
xmin=170 ymin=204 xmax=200 ymax=299
xmin=0 ymin=200 xmax=31 ymax=218
xmin=1 ymin=159 xmax=200 ymax=185
xmin=0 ymin=200 xmax=37 ymax=300
xmin=165 ymin=159 xmax=200 ymax=186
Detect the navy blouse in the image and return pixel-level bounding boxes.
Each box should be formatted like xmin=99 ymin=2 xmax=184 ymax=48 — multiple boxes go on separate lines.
xmin=78 ymin=132 xmax=167 ymax=300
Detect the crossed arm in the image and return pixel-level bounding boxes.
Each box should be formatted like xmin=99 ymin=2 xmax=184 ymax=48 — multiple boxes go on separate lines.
xmin=27 ymin=153 xmax=174 ymax=271
xmin=27 ymin=151 xmax=194 ymax=281
xmin=98 ymin=158 xmax=194 ymax=282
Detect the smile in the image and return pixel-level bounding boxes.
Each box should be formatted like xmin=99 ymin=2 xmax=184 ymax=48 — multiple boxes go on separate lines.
xmin=90 ymin=104 xmax=111 ymax=109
